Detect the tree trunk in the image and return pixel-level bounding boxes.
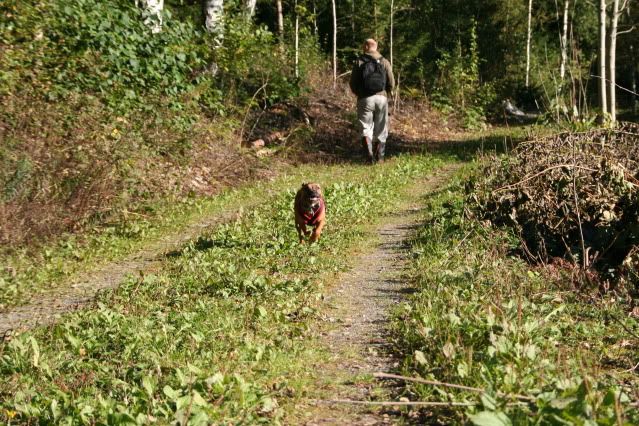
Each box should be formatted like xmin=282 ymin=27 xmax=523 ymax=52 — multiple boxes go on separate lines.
xmin=374 ymin=1 xmax=378 ymax=41
xmin=599 ymin=0 xmax=608 ymax=116
xmin=609 ymin=0 xmax=620 ymax=123
xmin=138 ymin=0 xmax=164 ymax=34
xmin=332 ymin=0 xmax=337 ymax=88
xmin=351 ymin=0 xmax=356 ymax=45
xmin=525 ymin=0 xmax=533 ymax=87
xmin=560 ymin=0 xmax=569 ymax=80
xmin=202 ymin=0 xmax=224 ymax=35
xmin=245 ymin=0 xmax=257 ymax=17
xmin=277 ymin=0 xmax=284 ymax=42
xmin=313 ymin=0 xmax=318 ymax=37
xmin=390 ymin=0 xmax=394 ymax=70
xmin=295 ymin=0 xmax=300 ymax=78
xmin=632 ymin=44 xmax=638 ymax=115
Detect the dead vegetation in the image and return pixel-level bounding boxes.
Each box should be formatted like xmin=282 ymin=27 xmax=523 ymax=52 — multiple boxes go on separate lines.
xmin=468 ymin=122 xmax=639 ymax=302
xmin=242 ymin=76 xmax=463 ymax=164
xmin=0 ymin=93 xmax=271 ymax=250
xmin=1 ymin=66 xmax=460 ymax=255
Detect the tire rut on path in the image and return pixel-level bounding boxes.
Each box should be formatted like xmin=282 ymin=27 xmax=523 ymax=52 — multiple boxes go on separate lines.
xmin=0 ymin=205 xmax=256 ymax=337
xmin=299 ymin=165 xmax=459 ymax=426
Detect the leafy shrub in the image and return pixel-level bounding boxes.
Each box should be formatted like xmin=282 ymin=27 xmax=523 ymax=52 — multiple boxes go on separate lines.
xmin=430 ymin=22 xmax=496 ymax=129
xmin=0 ymin=0 xmax=324 ymax=250
xmin=393 ymin=180 xmax=639 ymax=424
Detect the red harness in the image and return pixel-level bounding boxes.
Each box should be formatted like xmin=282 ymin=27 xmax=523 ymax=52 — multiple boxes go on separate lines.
xmin=301 ymin=198 xmax=325 ymax=226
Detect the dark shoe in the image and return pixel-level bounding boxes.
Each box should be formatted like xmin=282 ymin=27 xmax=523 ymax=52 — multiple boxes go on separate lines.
xmin=375 ymin=142 xmax=386 ymax=163
xmin=362 ymin=137 xmax=374 ymax=163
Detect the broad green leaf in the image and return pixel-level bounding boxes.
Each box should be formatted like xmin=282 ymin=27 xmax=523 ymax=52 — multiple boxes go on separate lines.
xmin=142 ymin=376 xmax=154 ymax=398
xmin=467 ymin=411 xmax=512 ymax=426
xmin=414 ymin=350 xmax=427 ymax=365
xmin=28 ymin=337 xmax=40 ymax=367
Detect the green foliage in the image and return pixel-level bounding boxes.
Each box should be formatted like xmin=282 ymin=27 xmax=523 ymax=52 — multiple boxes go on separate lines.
xmin=392 ymin=172 xmax=639 ymax=424
xmin=432 ymin=23 xmax=495 ymax=129
xmin=0 ymin=0 xmax=326 ymax=256
xmin=0 ymin=0 xmax=319 ymax=114
xmin=0 ymin=155 xmax=446 ymax=423
xmin=1 ymin=0 xmax=204 ymax=110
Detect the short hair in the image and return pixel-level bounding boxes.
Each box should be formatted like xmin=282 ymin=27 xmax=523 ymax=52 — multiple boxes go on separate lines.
xmin=364 ymin=39 xmax=377 ymax=52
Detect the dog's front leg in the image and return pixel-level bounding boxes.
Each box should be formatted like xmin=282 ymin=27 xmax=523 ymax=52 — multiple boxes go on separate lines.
xmin=296 ymin=220 xmax=307 ymax=243
xmin=310 ymin=220 xmax=325 ymax=243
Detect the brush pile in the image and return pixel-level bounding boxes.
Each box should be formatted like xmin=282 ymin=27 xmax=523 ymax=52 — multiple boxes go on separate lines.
xmin=468 ymin=123 xmax=639 ymax=290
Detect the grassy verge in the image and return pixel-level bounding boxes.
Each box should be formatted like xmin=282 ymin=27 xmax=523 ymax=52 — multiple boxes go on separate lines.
xmin=0 ymin=154 xmax=451 ymax=424
xmin=391 ymin=167 xmax=639 ymax=424
xmin=0 ymin=154 xmax=426 ymax=311
xmin=1 ymin=183 xmax=256 ymax=311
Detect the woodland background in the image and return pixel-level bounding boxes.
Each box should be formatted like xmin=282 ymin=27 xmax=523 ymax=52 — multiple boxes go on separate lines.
xmin=1 ymin=0 xmax=638 ymax=247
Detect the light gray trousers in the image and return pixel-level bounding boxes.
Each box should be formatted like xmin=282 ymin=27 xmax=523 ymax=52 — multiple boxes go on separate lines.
xmin=357 ymin=95 xmax=389 ymax=143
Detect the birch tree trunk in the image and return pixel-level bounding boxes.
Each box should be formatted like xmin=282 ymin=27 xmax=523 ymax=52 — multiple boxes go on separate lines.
xmin=525 ymin=0 xmax=533 ymax=87
xmin=599 ymin=0 xmax=608 ymax=116
xmin=390 ymin=0 xmax=394 ymax=70
xmin=202 ymin=0 xmax=224 ymax=36
xmin=313 ymin=0 xmax=318 ymax=37
xmin=609 ymin=0 xmax=620 ymax=123
xmin=276 ymin=0 xmax=284 ymax=42
xmin=295 ymin=0 xmax=300 ymax=78
xmin=560 ymin=0 xmax=569 ymax=80
xmin=332 ymin=0 xmax=337 ymax=88
xmin=138 ymin=0 xmax=164 ymax=34
xmin=245 ymin=0 xmax=257 ymax=17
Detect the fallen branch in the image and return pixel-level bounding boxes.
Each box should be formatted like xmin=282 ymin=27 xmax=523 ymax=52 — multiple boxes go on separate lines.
xmin=311 ymin=398 xmax=475 ymax=407
xmin=608 ymin=313 xmax=639 ymax=340
xmin=492 ymin=164 xmax=598 ymax=193
xmin=239 ymin=82 xmax=268 ymax=145
xmin=373 ymin=372 xmax=534 ymax=402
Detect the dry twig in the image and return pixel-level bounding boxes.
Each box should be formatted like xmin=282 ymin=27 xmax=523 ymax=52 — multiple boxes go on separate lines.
xmin=373 ymin=372 xmax=534 ymax=401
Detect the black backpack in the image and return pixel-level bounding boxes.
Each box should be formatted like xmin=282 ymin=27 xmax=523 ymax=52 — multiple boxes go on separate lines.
xmin=360 ymin=55 xmax=387 ymax=96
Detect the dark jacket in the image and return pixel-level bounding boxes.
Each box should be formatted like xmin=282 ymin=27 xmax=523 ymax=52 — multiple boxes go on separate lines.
xmin=349 ymin=51 xmax=395 ymax=99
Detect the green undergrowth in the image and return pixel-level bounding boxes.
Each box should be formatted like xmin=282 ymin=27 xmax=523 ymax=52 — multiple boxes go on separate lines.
xmin=1 ymin=154 xmax=437 ymax=311
xmin=392 ymin=169 xmax=639 ymax=424
xmin=1 ymin=185 xmax=255 ymax=311
xmin=0 ymin=154 xmax=449 ymax=424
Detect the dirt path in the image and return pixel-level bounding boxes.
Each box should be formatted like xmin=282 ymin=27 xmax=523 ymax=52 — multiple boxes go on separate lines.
xmin=0 ymin=206 xmax=255 ymax=337
xmin=297 ymin=166 xmax=458 ymax=425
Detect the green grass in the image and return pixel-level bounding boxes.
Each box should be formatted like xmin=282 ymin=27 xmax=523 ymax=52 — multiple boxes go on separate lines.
xmin=0 ymin=154 xmax=450 ymax=424
xmin=391 ymin=167 xmax=639 ymax=424
xmin=0 ymin=156 xmax=437 ymax=311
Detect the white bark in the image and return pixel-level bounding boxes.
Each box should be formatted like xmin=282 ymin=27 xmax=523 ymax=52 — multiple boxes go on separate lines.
xmin=277 ymin=0 xmax=284 ymax=42
xmin=560 ymin=0 xmax=569 ymax=80
xmin=245 ymin=0 xmax=257 ymax=17
xmin=525 ymin=0 xmax=533 ymax=87
xmin=599 ymin=0 xmax=608 ymax=116
xmin=390 ymin=0 xmax=394 ymax=70
xmin=609 ymin=0 xmax=620 ymax=123
xmin=137 ymin=0 xmax=164 ymax=34
xmin=332 ymin=0 xmax=337 ymax=88
xmin=203 ymin=0 xmax=224 ymax=36
xmin=295 ymin=0 xmax=300 ymax=78
xmin=313 ymin=1 xmax=318 ymax=37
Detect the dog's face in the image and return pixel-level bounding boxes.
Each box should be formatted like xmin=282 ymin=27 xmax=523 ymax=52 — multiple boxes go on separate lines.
xmin=299 ymin=183 xmax=323 ymax=212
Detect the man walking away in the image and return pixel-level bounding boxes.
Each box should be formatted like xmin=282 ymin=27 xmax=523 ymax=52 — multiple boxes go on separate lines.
xmin=349 ymin=38 xmax=395 ymax=163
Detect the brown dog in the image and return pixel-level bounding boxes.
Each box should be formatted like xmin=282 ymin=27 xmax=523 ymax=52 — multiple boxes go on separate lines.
xmin=294 ymin=183 xmax=326 ymax=243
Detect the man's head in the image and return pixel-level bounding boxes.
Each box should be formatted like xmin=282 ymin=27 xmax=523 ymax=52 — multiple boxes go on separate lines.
xmin=363 ymin=39 xmax=378 ymax=53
